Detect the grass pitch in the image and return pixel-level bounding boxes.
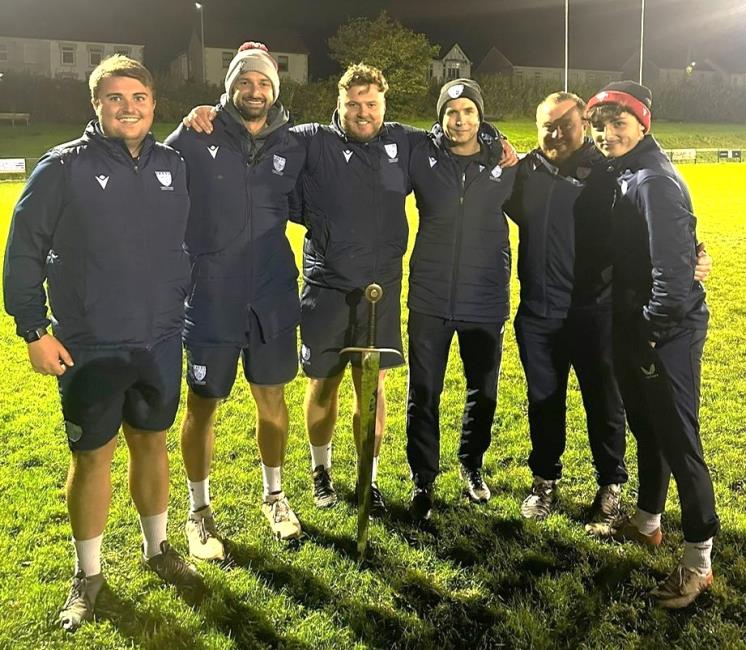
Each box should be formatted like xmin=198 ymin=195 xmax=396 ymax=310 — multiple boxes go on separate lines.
xmin=1 ymin=160 xmax=745 ymax=648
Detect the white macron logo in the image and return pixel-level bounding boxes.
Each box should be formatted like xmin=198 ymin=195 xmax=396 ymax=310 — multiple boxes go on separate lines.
xmin=343 ymin=149 xmax=353 ymax=163
xmin=95 ymin=174 xmax=109 ymax=190
xmin=429 ymin=156 xmax=437 ymax=168
xmin=207 ymin=145 xmax=219 ymax=159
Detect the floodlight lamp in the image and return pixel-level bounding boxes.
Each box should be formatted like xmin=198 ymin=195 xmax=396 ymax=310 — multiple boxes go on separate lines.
xmin=195 ymin=2 xmax=202 ymax=9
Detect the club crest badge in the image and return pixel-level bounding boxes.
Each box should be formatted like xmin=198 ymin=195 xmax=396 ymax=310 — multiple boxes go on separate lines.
xmin=155 ymin=171 xmax=173 ymax=190
xmin=489 ymin=165 xmax=503 ymax=181
xmin=343 ymin=149 xmax=353 ymax=163
xmin=192 ymin=364 xmax=207 ymax=383
xmin=207 ymin=145 xmax=219 ymax=159
xmin=95 ymin=174 xmax=109 ymax=190
xmin=384 ymin=143 xmax=398 ymax=162
xmin=447 ymin=84 xmax=464 ymax=99
xmin=273 ymin=155 xmax=286 ymax=175
xmin=300 ymin=344 xmax=311 ymax=363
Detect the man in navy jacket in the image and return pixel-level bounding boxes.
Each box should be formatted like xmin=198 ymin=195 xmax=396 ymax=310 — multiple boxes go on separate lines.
xmin=406 ymin=79 xmax=516 ymax=519
xmin=166 ymin=43 xmax=306 ymax=549
xmin=3 ymin=56 xmax=199 ymax=632
xmin=587 ymin=81 xmax=718 ymax=609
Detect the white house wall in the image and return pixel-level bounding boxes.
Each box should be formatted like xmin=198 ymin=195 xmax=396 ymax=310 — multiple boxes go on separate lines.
xmin=203 ymin=46 xmax=307 ymax=86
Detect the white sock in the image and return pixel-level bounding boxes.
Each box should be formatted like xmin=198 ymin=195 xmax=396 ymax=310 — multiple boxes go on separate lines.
xmin=188 ymin=477 xmax=210 ymax=512
xmin=73 ymin=534 xmax=103 ymax=577
xmin=371 ymin=455 xmax=379 ymax=483
xmin=310 ymin=442 xmax=332 ymax=471
xmin=140 ymin=511 xmax=168 ymax=559
xmin=631 ymin=507 xmax=662 ymax=535
xmin=682 ymin=538 xmax=713 ymax=576
xmin=262 ymin=464 xmax=282 ymax=499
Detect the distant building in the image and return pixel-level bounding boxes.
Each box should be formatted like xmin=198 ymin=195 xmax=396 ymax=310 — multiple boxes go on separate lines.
xmin=170 ymin=24 xmax=308 ymax=86
xmin=0 ymin=35 xmax=144 ymax=81
xmin=429 ymin=44 xmax=471 ymax=83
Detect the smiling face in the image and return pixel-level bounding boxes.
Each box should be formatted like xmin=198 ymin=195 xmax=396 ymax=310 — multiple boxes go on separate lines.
xmin=590 ymin=108 xmax=646 ymax=158
xmin=231 ymin=69 xmax=274 ymax=126
xmin=92 ymin=74 xmax=155 ymax=156
xmin=442 ymin=97 xmax=480 ymax=154
xmin=536 ymin=98 xmax=585 ymax=162
xmin=338 ymin=83 xmax=386 ymax=142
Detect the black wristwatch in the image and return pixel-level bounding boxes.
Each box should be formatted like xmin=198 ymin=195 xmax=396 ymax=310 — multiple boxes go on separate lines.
xmin=22 ymin=327 xmax=48 ymax=343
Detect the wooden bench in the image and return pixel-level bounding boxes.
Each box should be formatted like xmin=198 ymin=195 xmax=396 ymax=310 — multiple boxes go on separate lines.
xmin=0 ymin=112 xmax=31 ymax=127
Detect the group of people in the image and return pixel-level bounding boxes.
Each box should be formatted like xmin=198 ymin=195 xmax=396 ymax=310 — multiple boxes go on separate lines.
xmin=3 ymin=40 xmax=719 ymax=632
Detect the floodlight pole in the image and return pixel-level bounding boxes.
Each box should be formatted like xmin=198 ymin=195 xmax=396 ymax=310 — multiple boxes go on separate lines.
xmin=564 ymin=0 xmax=569 ymax=92
xmin=639 ymin=0 xmax=645 ymax=84
xmin=196 ymin=2 xmax=205 ymax=84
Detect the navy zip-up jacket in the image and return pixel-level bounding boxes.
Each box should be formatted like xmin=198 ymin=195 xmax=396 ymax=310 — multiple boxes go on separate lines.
xmin=408 ymin=123 xmax=515 ymax=323
xmin=292 ymin=112 xmax=422 ymax=291
xmin=3 ymin=121 xmax=190 ymax=348
xmin=607 ymin=135 xmax=708 ymax=341
xmin=166 ymin=104 xmax=305 ymax=345
xmin=505 ymin=139 xmax=616 ymax=319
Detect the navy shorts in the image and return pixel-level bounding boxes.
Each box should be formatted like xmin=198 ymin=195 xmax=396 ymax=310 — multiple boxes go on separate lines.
xmin=57 ymin=334 xmax=183 ymax=453
xmin=186 ymin=323 xmax=297 ymax=398
xmin=299 ymin=282 xmax=404 ymax=378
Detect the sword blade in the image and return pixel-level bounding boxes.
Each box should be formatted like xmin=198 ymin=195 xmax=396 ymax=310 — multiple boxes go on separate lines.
xmin=356 ymin=348 xmax=380 ymax=561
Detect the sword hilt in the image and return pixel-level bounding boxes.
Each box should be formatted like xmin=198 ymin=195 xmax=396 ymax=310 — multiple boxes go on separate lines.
xmin=365 ymin=283 xmax=383 ymax=348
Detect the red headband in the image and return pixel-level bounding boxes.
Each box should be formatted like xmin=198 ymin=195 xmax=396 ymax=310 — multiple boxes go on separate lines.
xmin=586 ymin=90 xmax=651 ymax=131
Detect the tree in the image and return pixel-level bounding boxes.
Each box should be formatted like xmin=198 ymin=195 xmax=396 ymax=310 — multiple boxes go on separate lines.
xmin=328 ymin=11 xmax=439 ymax=117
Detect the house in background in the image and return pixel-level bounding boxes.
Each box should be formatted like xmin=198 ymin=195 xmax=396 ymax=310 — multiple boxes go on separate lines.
xmin=170 ymin=24 xmax=308 ymax=86
xmin=429 ymin=43 xmax=471 ymax=83
xmin=0 ymin=34 xmax=143 ymax=81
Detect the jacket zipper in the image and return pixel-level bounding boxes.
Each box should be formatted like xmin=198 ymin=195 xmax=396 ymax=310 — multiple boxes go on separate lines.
xmin=448 ymin=167 xmax=467 ymax=318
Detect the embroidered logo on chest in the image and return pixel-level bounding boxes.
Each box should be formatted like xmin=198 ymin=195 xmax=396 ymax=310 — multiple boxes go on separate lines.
xmin=343 ymin=149 xmax=353 ymax=163
xmin=207 ymin=145 xmax=219 ymax=159
xmin=428 ymin=156 xmax=437 ymax=168
xmin=95 ymin=174 xmax=109 ymax=190
xmin=273 ymin=154 xmax=286 ymax=175
xmin=384 ymin=143 xmax=398 ymax=162
xmin=489 ymin=165 xmax=503 ymax=182
xmin=155 ymin=170 xmax=174 ymax=190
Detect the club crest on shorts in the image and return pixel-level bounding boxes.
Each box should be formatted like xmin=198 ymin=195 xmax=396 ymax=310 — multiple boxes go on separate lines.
xmin=384 ymin=143 xmax=398 ymax=162
xmin=300 ymin=344 xmax=311 ymax=363
xmin=192 ymin=363 xmax=207 ymax=383
xmin=273 ymin=154 xmax=286 ymax=175
xmin=447 ymin=84 xmax=464 ymax=99
xmin=65 ymin=421 xmax=83 ymax=443
xmin=155 ymin=171 xmax=173 ymax=190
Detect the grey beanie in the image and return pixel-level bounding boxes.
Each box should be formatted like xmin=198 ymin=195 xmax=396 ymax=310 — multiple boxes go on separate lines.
xmin=437 ymin=78 xmax=484 ymax=123
xmin=224 ymin=42 xmax=280 ymax=102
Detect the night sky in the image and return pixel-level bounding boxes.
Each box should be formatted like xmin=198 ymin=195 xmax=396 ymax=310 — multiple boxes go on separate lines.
xmin=1 ymin=0 xmax=744 ymax=78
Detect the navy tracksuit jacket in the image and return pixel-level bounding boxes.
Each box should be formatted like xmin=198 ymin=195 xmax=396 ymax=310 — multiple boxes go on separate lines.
xmin=506 ymin=140 xmax=627 ymax=485
xmin=4 ymin=121 xmax=190 ymax=348
xmin=165 ymin=105 xmax=305 ymax=346
xmin=607 ymin=135 xmax=717 ymax=542
xmin=406 ymin=123 xmax=516 ymax=484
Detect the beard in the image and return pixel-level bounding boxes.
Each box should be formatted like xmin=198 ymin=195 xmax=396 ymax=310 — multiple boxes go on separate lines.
xmin=235 ymin=97 xmax=270 ymax=121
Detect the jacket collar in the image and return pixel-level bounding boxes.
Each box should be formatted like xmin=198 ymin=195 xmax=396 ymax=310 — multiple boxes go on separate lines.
xmin=608 ymin=134 xmax=661 ymax=172
xmin=85 ymin=120 xmax=155 ymax=162
xmin=219 ymin=95 xmax=290 ymax=141
xmin=429 ymin=121 xmax=504 ymax=166
xmin=530 ymin=138 xmax=601 ymax=178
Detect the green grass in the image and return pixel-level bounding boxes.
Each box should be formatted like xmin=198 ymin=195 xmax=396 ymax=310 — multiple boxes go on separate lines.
xmin=3 ymin=121 xmax=746 ymax=159
xmin=1 ymin=163 xmax=745 ymax=649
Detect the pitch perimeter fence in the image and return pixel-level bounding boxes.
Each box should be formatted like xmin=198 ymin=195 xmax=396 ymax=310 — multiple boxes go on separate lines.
xmin=0 ymin=148 xmax=744 ymax=183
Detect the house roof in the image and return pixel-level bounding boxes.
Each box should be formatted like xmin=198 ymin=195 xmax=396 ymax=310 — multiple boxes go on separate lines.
xmin=475 ymin=46 xmax=513 ymax=74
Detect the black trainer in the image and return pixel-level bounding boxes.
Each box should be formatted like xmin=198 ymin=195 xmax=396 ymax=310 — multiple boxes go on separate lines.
xmin=585 ymin=483 xmax=623 ymax=536
xmin=460 ymin=464 xmax=491 ymax=503
xmin=410 ymin=484 xmax=434 ymax=521
xmin=370 ymin=482 xmax=387 ymax=518
xmin=59 ymin=570 xmax=105 ymax=632
xmin=143 ymin=541 xmax=203 ymax=593
xmin=312 ymin=465 xmax=338 ymax=508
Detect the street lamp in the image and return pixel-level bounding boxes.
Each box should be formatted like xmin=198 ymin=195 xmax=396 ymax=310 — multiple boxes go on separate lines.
xmin=639 ymin=0 xmax=645 ymax=84
xmin=195 ymin=2 xmax=205 ymax=84
xmin=564 ymin=0 xmax=569 ymax=92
